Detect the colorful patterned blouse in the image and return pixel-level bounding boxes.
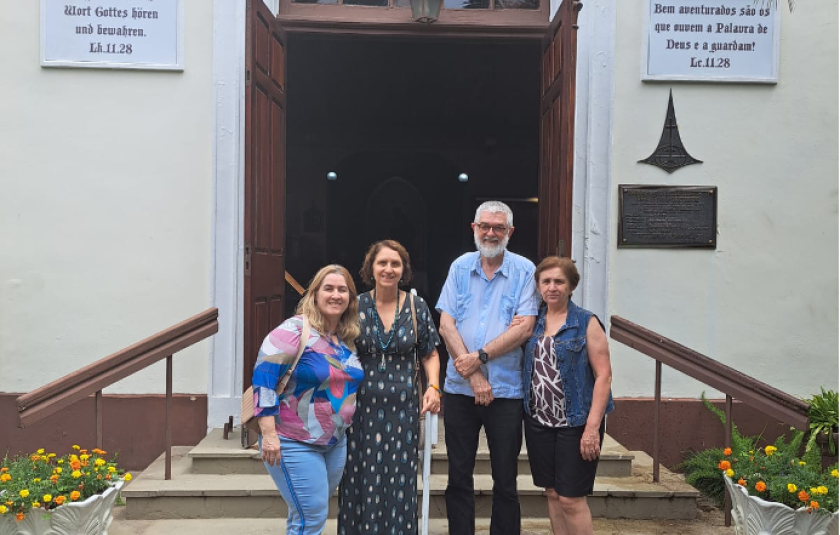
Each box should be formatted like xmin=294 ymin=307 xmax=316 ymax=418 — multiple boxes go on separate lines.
xmin=251 ymin=315 xmax=364 ymax=446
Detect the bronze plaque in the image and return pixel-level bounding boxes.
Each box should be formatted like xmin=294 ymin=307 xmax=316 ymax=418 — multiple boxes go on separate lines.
xmin=618 ymin=185 xmax=717 ymax=248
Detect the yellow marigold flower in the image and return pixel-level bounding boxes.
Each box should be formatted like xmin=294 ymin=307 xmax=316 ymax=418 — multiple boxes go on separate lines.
xmin=0 ymin=505 xmax=5 ymax=514
xmin=718 ymin=460 xmax=731 ymax=471
xmin=71 ymin=470 xmax=82 ymax=479
xmin=799 ymin=461 xmax=806 ymax=466
xmin=107 ymin=466 xmax=117 ymax=473
xmin=55 ymin=467 xmax=62 ymax=474
xmin=764 ymin=445 xmax=777 ymax=456
xmin=31 ymin=502 xmax=40 ymax=509
xmin=749 ymin=450 xmax=754 ymax=454
xmin=788 ymin=484 xmax=797 ymax=493
xmin=0 ymin=474 xmax=10 ymax=482
xmin=810 ymin=487 xmax=817 ymax=494
xmin=124 ymin=473 xmax=132 ymax=481
xmin=725 ymin=469 xmax=734 ymax=478
xmin=79 ymin=454 xmax=90 ymax=462
xmin=832 ymin=469 xmax=839 ymax=477
xmin=47 ymin=453 xmax=56 ymax=458
xmin=95 ymin=458 xmax=106 ymax=467
xmin=57 ymin=460 xmax=64 ymax=465
xmin=33 ymin=478 xmax=41 ymax=483
xmin=755 ymin=481 xmax=767 ymax=492
xmin=42 ymin=494 xmax=52 ymax=503
xmin=72 ymin=445 xmax=80 ymax=451
xmin=810 ymin=501 xmax=820 ymax=510
xmin=39 ymin=456 xmax=48 ymax=462
xmin=70 ymin=491 xmax=80 ymax=501
xmin=19 ymin=490 xmax=29 ymax=498
xmin=723 ymin=447 xmax=732 ymax=456
xmin=36 ymin=449 xmax=44 ymax=455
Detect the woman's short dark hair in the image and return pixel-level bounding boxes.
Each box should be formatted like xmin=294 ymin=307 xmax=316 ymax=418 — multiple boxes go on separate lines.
xmin=534 ymin=256 xmax=579 ymax=292
xmin=359 ymin=240 xmax=413 ymax=287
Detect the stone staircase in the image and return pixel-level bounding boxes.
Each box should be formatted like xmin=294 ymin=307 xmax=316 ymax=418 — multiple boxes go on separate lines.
xmin=122 ymin=420 xmax=699 ymax=521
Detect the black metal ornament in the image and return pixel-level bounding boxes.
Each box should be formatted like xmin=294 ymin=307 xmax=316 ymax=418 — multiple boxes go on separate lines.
xmin=639 ymin=90 xmax=702 ymax=174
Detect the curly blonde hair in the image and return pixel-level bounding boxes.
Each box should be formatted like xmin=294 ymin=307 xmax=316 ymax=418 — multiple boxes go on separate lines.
xmin=296 ymin=264 xmax=360 ymax=350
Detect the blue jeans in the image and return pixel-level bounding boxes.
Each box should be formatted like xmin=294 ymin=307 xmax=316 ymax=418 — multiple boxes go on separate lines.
xmin=260 ymin=435 xmax=347 ymax=535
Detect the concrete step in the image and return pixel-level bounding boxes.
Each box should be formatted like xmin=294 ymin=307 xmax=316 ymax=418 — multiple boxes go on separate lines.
xmin=122 ymin=446 xmax=698 ymax=521
xmin=191 ymin=424 xmax=634 ymax=478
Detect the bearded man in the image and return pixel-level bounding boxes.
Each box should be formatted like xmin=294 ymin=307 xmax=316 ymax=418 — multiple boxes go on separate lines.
xmin=436 ymin=200 xmax=539 ymax=535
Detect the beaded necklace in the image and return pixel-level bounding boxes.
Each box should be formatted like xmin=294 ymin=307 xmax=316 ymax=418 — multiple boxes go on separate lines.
xmin=372 ymin=288 xmax=402 ymax=372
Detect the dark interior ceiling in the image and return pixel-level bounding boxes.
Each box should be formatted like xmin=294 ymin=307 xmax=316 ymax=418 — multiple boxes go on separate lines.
xmin=287 ymin=34 xmax=541 ymax=147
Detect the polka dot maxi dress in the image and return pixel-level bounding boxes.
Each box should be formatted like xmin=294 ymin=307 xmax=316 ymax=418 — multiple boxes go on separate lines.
xmin=338 ymin=291 xmax=440 ymax=535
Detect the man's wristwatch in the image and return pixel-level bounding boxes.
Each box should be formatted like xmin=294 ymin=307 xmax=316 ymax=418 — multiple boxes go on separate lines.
xmin=477 ymin=348 xmax=489 ymax=364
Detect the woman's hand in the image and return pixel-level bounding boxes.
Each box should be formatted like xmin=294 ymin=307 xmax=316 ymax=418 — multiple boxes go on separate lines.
xmin=579 ymin=427 xmax=601 ymax=462
xmin=421 ymin=386 xmax=441 ymax=414
xmin=261 ymin=433 xmax=282 ymax=466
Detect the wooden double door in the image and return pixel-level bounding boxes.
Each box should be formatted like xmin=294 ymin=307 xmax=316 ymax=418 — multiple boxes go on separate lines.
xmin=241 ymin=0 xmax=581 ymax=387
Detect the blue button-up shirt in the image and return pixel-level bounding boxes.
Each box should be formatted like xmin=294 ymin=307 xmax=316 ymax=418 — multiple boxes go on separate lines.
xmin=436 ymin=250 xmax=539 ymax=399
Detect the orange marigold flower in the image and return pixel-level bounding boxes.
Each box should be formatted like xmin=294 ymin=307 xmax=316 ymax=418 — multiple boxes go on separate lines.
xmin=0 ymin=467 xmax=7 ymax=472
xmin=0 ymin=474 xmax=10 ymax=482
xmin=737 ymin=478 xmax=747 ymax=487
xmin=29 ymin=455 xmax=39 ymax=462
xmin=70 ymin=461 xmax=81 ymax=471
xmin=798 ymin=490 xmax=810 ymax=502
xmin=16 ymin=512 xmax=24 ymax=522
xmin=723 ymin=448 xmax=732 ymax=456
xmin=70 ymin=491 xmax=80 ymax=501
xmin=718 ymin=460 xmax=731 ymax=471
xmin=755 ymin=481 xmax=767 ymax=492
xmin=810 ymin=501 xmax=820 ymax=510
xmin=54 ymin=495 xmax=65 ymax=505
xmin=50 ymin=475 xmax=59 ymax=483
xmin=105 ymin=474 xmax=112 ymax=480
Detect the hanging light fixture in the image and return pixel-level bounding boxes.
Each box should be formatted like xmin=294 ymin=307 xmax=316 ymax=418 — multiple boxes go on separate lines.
xmin=410 ymin=0 xmax=442 ymax=23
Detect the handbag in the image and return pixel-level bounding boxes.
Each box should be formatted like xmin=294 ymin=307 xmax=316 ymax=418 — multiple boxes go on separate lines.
xmin=240 ymin=316 xmax=311 ymax=436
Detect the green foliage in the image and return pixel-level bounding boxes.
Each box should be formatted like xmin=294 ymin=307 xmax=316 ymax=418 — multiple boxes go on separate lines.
xmin=678 ymin=392 xmax=839 ymax=513
xmin=806 ymin=388 xmax=839 ymax=455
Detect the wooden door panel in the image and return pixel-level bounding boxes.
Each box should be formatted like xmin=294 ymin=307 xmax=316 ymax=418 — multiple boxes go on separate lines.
xmin=538 ymin=0 xmax=580 ymax=260
xmin=245 ymin=0 xmax=287 ymax=390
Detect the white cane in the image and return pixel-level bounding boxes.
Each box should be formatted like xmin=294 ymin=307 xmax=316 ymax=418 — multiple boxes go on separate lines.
xmin=421 ymin=411 xmax=438 ymax=535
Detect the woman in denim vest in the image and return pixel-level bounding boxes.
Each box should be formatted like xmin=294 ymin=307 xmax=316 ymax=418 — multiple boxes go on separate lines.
xmin=522 ymin=256 xmax=614 ymax=535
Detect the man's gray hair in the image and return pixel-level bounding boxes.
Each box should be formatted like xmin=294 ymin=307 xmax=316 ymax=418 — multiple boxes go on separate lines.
xmin=474 ymin=200 xmax=513 ymax=228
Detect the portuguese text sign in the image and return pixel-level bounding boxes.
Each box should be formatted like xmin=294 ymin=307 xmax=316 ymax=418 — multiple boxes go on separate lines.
xmin=618 ymin=186 xmax=717 ymax=248
xmin=643 ymin=0 xmax=780 ymax=83
xmin=41 ymin=0 xmax=183 ymax=70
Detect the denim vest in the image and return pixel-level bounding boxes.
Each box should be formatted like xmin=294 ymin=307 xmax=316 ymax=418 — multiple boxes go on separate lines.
xmin=522 ymin=300 xmax=614 ymax=427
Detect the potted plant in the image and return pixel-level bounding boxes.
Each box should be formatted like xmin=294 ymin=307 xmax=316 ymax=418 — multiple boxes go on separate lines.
xmin=679 ymin=394 xmax=839 ymax=534
xmin=806 ymin=387 xmax=839 ymax=469
xmin=0 ymin=445 xmax=131 ymax=534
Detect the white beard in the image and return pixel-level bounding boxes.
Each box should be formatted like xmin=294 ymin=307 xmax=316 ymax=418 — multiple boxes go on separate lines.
xmin=474 ymin=233 xmax=509 ymax=259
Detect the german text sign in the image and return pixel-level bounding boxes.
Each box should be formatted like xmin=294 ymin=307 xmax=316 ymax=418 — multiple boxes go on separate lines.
xmin=618 ymin=185 xmax=717 ymax=248
xmin=643 ymin=0 xmax=780 ymax=83
xmin=41 ymin=0 xmax=183 ymax=70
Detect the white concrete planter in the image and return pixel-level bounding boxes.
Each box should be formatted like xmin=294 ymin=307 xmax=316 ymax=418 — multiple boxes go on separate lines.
xmin=724 ymin=475 xmax=839 ymax=535
xmin=0 ymin=481 xmax=123 ymax=535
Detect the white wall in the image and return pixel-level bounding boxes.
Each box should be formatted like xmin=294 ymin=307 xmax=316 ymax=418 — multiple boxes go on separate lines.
xmin=608 ymin=0 xmax=839 ymax=398
xmin=0 ymin=1 xmax=215 ymax=394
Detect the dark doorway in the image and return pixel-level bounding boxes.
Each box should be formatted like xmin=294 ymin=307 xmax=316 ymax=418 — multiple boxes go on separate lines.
xmin=284 ymin=34 xmax=541 ymax=314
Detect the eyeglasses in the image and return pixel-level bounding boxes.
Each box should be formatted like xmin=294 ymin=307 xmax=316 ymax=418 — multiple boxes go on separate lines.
xmin=476 ymin=223 xmax=509 ymax=234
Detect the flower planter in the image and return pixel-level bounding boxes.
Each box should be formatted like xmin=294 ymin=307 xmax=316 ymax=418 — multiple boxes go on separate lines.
xmin=724 ymin=475 xmax=839 ymax=535
xmin=0 ymin=481 xmax=123 ymax=535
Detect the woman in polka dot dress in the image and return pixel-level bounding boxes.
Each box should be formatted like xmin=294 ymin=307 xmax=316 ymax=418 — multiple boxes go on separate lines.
xmin=338 ymin=240 xmax=442 ymax=535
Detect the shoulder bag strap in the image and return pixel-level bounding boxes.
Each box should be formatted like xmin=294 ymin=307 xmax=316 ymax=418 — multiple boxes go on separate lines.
xmin=409 ymin=292 xmax=418 ymax=347
xmin=275 ymin=316 xmax=311 ymax=394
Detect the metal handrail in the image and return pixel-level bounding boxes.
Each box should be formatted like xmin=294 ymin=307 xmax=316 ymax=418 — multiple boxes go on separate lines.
xmin=609 ymin=315 xmax=810 ymax=526
xmin=16 ymin=308 xmax=219 ymax=480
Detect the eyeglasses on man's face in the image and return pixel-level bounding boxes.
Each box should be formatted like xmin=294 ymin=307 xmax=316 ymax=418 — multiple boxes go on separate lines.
xmin=475 ymin=223 xmax=509 ymax=234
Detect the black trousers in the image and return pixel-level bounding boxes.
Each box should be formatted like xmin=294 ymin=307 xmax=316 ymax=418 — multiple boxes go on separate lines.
xmin=444 ymin=394 xmax=523 ymax=535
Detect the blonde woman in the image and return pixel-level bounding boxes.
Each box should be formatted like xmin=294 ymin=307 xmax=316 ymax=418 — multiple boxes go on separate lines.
xmin=251 ymin=264 xmax=364 ymax=535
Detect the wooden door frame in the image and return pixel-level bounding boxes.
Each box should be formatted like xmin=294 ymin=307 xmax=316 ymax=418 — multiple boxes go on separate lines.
xmin=208 ymin=0 xmax=618 ymax=429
